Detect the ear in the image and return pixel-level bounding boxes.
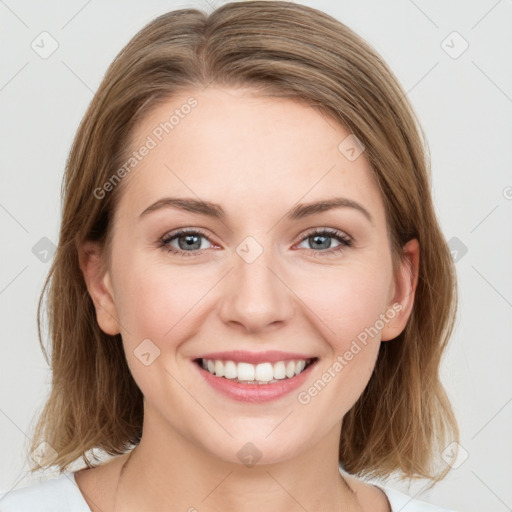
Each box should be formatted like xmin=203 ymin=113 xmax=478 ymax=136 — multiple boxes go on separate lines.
xmin=381 ymin=238 xmax=420 ymax=342
xmin=78 ymin=241 xmax=120 ymax=336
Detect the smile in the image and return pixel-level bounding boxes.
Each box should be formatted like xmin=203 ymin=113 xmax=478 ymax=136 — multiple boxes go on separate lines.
xmin=193 ymin=352 xmax=319 ymax=403
xmin=196 ymin=357 xmax=317 ymax=384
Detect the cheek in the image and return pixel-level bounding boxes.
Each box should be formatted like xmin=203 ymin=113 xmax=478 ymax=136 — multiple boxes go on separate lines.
xmin=298 ymin=261 xmax=392 ymax=347
xmin=111 ymin=257 xmax=206 ymax=396
xmin=112 ymin=253 xmax=212 ymax=347
xmin=292 ymin=261 xmax=392 ymax=407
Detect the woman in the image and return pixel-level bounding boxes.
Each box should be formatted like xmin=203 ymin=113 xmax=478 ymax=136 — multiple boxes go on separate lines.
xmin=0 ymin=1 xmax=458 ymax=510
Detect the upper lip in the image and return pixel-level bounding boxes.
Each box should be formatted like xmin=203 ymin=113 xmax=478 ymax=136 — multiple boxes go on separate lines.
xmin=194 ymin=350 xmax=317 ymax=364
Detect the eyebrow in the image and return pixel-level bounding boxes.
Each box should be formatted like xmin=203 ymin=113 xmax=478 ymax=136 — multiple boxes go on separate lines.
xmin=139 ymin=196 xmax=373 ymax=224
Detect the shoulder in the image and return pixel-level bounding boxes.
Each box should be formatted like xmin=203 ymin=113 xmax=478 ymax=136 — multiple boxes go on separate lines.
xmin=380 ymin=486 xmax=457 ymax=512
xmin=342 ymin=471 xmax=455 ymax=512
xmin=0 ymin=472 xmax=90 ymax=512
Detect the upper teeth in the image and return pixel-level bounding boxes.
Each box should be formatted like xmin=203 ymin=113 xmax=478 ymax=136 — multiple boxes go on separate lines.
xmin=201 ymin=359 xmax=309 ymax=383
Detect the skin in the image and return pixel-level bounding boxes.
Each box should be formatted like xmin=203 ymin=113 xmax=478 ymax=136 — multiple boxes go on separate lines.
xmin=77 ymin=86 xmax=419 ymax=512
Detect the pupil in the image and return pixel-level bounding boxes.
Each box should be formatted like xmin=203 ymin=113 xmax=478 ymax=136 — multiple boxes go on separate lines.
xmin=312 ymin=234 xmax=330 ymax=250
xmin=179 ymin=234 xmax=201 ymax=250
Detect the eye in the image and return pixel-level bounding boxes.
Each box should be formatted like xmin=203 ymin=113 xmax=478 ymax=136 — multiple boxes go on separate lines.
xmin=160 ymin=228 xmax=215 ymax=257
xmin=159 ymin=227 xmax=353 ymax=257
xmin=295 ymin=228 xmax=352 ymax=255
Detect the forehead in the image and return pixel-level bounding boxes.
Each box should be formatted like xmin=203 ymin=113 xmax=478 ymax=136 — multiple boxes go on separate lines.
xmin=114 ymin=86 xmax=385 ymax=224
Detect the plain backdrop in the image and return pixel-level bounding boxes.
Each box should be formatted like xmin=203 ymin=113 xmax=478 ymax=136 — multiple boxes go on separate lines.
xmin=1 ymin=1 xmax=511 ymax=510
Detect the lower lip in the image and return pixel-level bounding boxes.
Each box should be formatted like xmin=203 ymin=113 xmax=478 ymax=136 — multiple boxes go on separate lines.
xmin=194 ymin=360 xmax=317 ymax=403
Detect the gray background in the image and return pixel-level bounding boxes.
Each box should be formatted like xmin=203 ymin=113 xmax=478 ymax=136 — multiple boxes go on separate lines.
xmin=1 ymin=1 xmax=511 ymax=510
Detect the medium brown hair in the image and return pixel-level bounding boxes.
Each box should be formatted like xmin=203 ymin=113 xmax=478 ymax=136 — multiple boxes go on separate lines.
xmin=29 ymin=0 xmax=458 ymax=481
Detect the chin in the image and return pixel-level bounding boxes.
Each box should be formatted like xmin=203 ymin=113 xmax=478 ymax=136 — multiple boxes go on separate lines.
xmin=202 ymin=430 xmax=309 ymax=468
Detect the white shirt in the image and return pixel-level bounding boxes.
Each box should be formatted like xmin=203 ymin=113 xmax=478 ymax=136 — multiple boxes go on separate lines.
xmin=0 ymin=472 xmax=455 ymax=511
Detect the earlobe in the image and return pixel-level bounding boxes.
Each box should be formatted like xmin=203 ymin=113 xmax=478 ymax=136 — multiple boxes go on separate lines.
xmin=78 ymin=241 xmax=120 ymax=336
xmin=381 ymin=238 xmax=420 ymax=342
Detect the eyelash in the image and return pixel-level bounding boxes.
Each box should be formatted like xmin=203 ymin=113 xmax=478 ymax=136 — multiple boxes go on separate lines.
xmin=159 ymin=227 xmax=353 ymax=257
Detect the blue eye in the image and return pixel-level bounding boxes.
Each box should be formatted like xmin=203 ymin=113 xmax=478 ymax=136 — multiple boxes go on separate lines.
xmin=296 ymin=229 xmax=352 ymax=254
xmin=160 ymin=229 xmax=213 ymax=256
xmin=159 ymin=228 xmax=352 ymax=257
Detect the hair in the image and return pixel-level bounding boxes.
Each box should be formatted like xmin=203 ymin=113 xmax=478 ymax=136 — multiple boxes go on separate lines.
xmin=29 ymin=0 xmax=458 ymax=482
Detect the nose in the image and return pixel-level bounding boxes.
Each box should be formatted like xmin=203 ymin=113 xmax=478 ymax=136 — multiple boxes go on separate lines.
xmin=218 ymin=244 xmax=295 ymax=334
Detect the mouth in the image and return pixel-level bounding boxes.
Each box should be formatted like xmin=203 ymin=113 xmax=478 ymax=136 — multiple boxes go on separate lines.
xmin=193 ymin=357 xmax=319 ymax=385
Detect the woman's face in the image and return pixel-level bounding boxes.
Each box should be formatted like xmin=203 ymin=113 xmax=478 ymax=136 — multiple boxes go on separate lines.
xmin=85 ymin=86 xmax=417 ymax=465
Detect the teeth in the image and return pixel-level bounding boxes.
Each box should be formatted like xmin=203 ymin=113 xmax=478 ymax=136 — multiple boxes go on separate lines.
xmin=237 ymin=362 xmax=255 ymax=381
xmin=199 ymin=358 xmax=313 ymax=384
xmin=214 ymin=360 xmax=224 ymax=378
xmin=255 ymin=362 xmax=273 ymax=382
xmin=295 ymin=360 xmax=306 ymax=375
xmin=273 ymin=361 xmax=286 ymax=379
xmin=224 ymin=360 xmax=237 ymax=379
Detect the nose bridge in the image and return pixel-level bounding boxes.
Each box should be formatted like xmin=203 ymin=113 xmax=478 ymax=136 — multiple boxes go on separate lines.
xmin=218 ymin=235 xmax=294 ymax=332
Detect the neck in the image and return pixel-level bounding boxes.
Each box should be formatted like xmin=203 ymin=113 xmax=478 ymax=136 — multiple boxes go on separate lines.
xmin=113 ymin=417 xmax=360 ymax=512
